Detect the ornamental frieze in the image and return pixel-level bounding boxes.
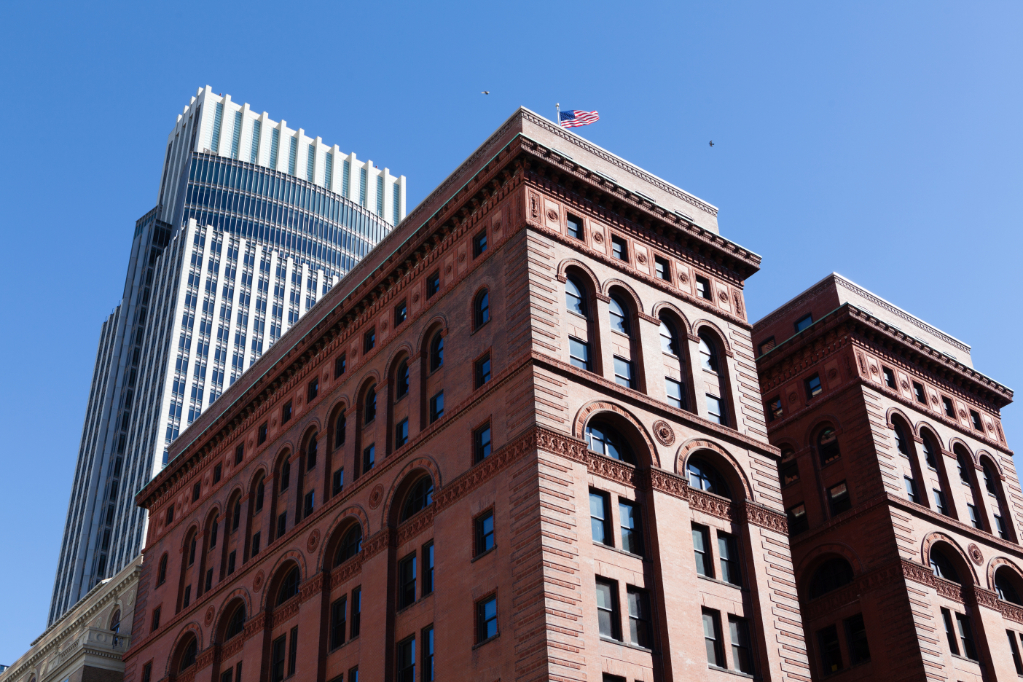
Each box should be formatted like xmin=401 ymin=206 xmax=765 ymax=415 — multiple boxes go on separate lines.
xmin=397 ymin=507 xmax=435 ymax=545
xmin=195 ymin=647 xmax=215 ymax=670
xmin=900 ymin=560 xmax=963 ymax=603
xmin=330 ymin=556 xmax=363 ymax=588
xmin=271 ymin=597 xmax=301 ymax=627
xmin=587 ymin=453 xmax=638 ymax=486
xmin=221 ymin=636 xmax=244 ymax=658
xmin=361 ymin=529 xmax=392 ymax=560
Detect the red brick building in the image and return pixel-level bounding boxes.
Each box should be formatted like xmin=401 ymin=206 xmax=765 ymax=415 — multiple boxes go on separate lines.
xmin=122 ymin=109 xmax=812 ymax=682
xmin=753 ymin=274 xmax=1023 ymax=681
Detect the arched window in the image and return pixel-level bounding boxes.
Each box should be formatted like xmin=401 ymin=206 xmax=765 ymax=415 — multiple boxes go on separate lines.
xmin=253 ymin=474 xmax=266 ymax=512
xmin=187 ymin=531 xmax=198 ymax=566
xmin=809 ymin=558 xmax=854 ymax=599
xmin=401 ymin=476 xmax=434 ymax=521
xmin=225 ymin=604 xmax=246 ymax=640
xmin=179 ymin=637 xmax=198 ymax=672
xmin=982 ymin=462 xmax=998 ymax=496
xmin=474 ymin=289 xmax=490 ymax=328
xmin=609 ymin=295 xmax=629 ymax=335
xmin=279 ymin=458 xmax=291 ymax=491
xmin=334 ymin=525 xmax=363 ymax=566
xmin=334 ymin=411 xmax=346 ymax=449
xmin=276 ymin=566 xmax=301 ymax=606
xmin=779 ymin=449 xmax=799 ymax=486
xmin=395 ymin=359 xmax=410 ymax=399
xmin=956 ymin=452 xmax=972 ymax=485
xmin=995 ymin=568 xmax=1023 ymax=605
xmin=585 ymin=418 xmax=635 ymax=464
xmin=929 ymin=547 xmax=962 ymax=584
xmin=818 ymin=428 xmax=841 ymax=466
xmin=429 ymin=333 xmax=444 ymax=371
xmin=231 ymin=498 xmax=241 ymax=531
xmin=893 ymin=423 xmax=911 ymax=457
xmin=921 ymin=435 xmax=938 ymax=468
xmin=209 ymin=514 xmax=219 ymax=548
xmin=364 ymin=385 xmax=377 ymax=424
xmin=566 ymin=276 xmax=587 ymax=317
xmin=687 ymin=457 xmax=732 ymax=499
xmin=698 ymin=332 xmax=719 ymax=372
xmin=157 ymin=554 xmax=168 ymax=585
xmin=659 ymin=315 xmax=679 ymax=355
xmin=306 ymin=432 xmax=318 ymax=469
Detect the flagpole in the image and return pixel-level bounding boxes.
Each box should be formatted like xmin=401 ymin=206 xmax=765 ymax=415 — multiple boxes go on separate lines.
xmin=556 ymin=103 xmax=560 ymax=127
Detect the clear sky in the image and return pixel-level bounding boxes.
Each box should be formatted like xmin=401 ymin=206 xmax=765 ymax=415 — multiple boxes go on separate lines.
xmin=0 ymin=0 xmax=1020 ymax=664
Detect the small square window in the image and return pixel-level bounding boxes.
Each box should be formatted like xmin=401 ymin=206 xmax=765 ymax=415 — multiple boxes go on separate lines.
xmin=794 ymin=313 xmax=813 ymax=332
xmin=828 ymin=482 xmax=851 ymax=516
xmin=805 ymin=373 xmax=823 ymax=398
xmin=473 ymin=230 xmax=488 ymax=257
xmin=362 ymin=445 xmax=375 ymax=473
xmin=767 ymin=396 xmax=783 ymax=421
xmin=695 ymin=276 xmax=711 ymax=300
xmin=567 ymin=214 xmax=583 ymax=240
xmin=213 ymin=464 xmax=222 ymax=484
xmin=335 ymin=354 xmax=347 ymax=378
xmin=282 ymin=401 xmax=292 ymax=424
xmin=913 ymin=382 xmax=926 ymax=404
xmin=942 ymin=396 xmax=955 ymax=418
xmin=363 ymin=328 xmax=375 ymax=353
xmin=654 ymin=256 xmax=670 ymax=281
xmin=308 ymin=377 xmax=319 ymax=402
xmin=611 ymin=235 xmax=628 ymax=261
xmin=234 ymin=443 xmax=244 ymax=465
xmin=475 ymin=353 xmax=492 ymax=389
xmin=613 ymin=356 xmax=633 ymax=389
xmin=883 ymin=366 xmax=897 ymax=389
xmin=395 ymin=418 xmax=409 ymax=448
xmin=429 ymin=392 xmax=444 ymax=423
xmin=787 ymin=503 xmax=808 ymax=535
xmin=475 ymin=510 xmax=495 ymax=556
xmin=970 ymin=410 xmax=983 ymax=431
xmin=394 ymin=300 xmax=408 ymax=326
xmin=569 ymin=337 xmax=591 ymax=371
xmin=258 ymin=422 xmax=268 ymax=445
xmin=474 ymin=423 xmax=492 ymax=463
xmin=426 ymin=272 xmax=440 ymax=298
xmin=476 ymin=595 xmax=498 ymax=643
xmin=757 ymin=337 xmax=775 ymax=356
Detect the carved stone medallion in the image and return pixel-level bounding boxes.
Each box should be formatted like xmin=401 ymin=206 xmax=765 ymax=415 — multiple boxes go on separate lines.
xmin=653 ymin=420 xmax=675 ymax=446
xmin=369 ymin=484 xmax=385 ymax=509
xmin=253 ymin=570 xmax=265 ymax=592
xmin=968 ymin=543 xmax=984 ymax=566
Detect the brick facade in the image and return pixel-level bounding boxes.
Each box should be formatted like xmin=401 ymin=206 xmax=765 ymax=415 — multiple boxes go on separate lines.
xmin=753 ymin=274 xmax=1023 ymax=681
xmin=121 ymin=109 xmax=811 ymax=682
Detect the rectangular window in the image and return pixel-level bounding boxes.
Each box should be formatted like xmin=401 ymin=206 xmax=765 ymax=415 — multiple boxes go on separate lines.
xmin=474 ymin=423 xmax=492 ymax=463
xmin=303 ymin=491 xmax=314 ymax=518
xmin=703 ymin=609 xmax=724 ymax=667
xmin=307 ymin=143 xmax=316 ymax=181
xmin=426 ymin=272 xmax=440 ymax=298
xmin=696 ymin=275 xmax=711 ymax=300
xmin=942 ymin=396 xmax=955 ymax=418
xmin=276 ymin=512 xmax=287 ymax=538
xmin=595 ymin=580 xmax=621 ymax=641
xmin=394 ymin=300 xmax=407 ymax=326
xmin=166 ymin=505 xmax=174 ymax=524
xmin=213 ymin=463 xmax=222 ymax=484
xmin=611 ymin=235 xmax=628 ymax=261
xmin=429 ymin=392 xmax=444 ymax=422
xmin=619 ymin=500 xmax=643 ymax=555
xmin=817 ymin=624 xmax=843 ymax=674
xmin=325 ymin=150 xmax=333 ymax=188
xmin=1008 ymin=630 xmax=1023 ymax=675
xmin=569 ymin=337 xmax=591 ymax=370
xmin=308 ymin=378 xmax=319 ymax=402
xmin=787 ymin=503 xmax=809 ymax=535
xmin=475 ymin=353 xmax=492 ymax=389
xmin=183 ymin=585 xmax=191 ymax=607
xmin=970 ymin=410 xmax=983 ymax=431
xmin=395 ymin=419 xmax=409 ymax=448
xmin=613 ymin=356 xmax=633 ymax=388
xmin=151 ymin=606 xmax=161 ymax=631
xmin=795 ymin=313 xmax=814 ymax=332
xmin=228 ymin=550 xmax=236 ymax=575
xmin=329 ymin=595 xmax=347 ymax=650
xmin=350 ymin=586 xmax=361 ymax=638
xmin=287 ymin=626 xmax=298 ymax=676
xmin=955 ymin=612 xmax=978 ymax=660
xmin=692 ymin=524 xmax=713 ymax=577
xmin=142 ymin=663 xmax=152 ymax=682
xmin=766 ymin=397 xmax=783 ymax=423
xmin=995 ymin=514 xmax=1009 ymax=540
xmin=334 ymin=355 xmax=346 ymax=378
xmin=904 ymin=476 xmax=918 ymax=503
xmin=729 ymin=616 xmax=754 ymax=674
xmin=718 ymin=532 xmax=740 ymax=585
xmin=363 ymin=328 xmax=375 ymax=353
xmin=332 ymin=469 xmax=344 ymax=496
xmin=567 ymin=214 xmax=583 ymax=240
xmin=967 ymin=503 xmax=982 ymax=529
xmin=288 ymin=136 xmax=298 ymax=175
xmin=913 ymin=381 xmax=926 ymax=404
xmin=476 ymin=595 xmax=498 ymax=642
xmin=844 ymin=613 xmax=871 ymax=665
xmin=258 ymin=422 xmax=267 ymax=444
xmin=362 ymin=445 xmax=375 ymax=473
xmin=235 ymin=443 xmax=244 ymax=465
xmin=627 ymin=587 xmax=653 ymax=648
xmin=475 ymin=510 xmax=495 ymax=556
xmin=805 ymin=373 xmax=823 ymax=398
xmin=590 ymin=491 xmax=612 ymax=546
xmin=270 ymin=634 xmax=286 ymax=682
xmin=473 ymin=230 xmax=488 ymax=257
xmin=251 ymin=531 xmax=261 ymax=556
xmin=828 ymin=482 xmax=851 ymax=516
xmin=933 ymin=489 xmax=948 ymax=515
xmin=422 ymin=625 xmax=435 ymax=681
xmin=396 ymin=636 xmax=415 ymax=682
xmin=941 ymin=608 xmax=960 ymax=655
xmin=422 ymin=541 xmax=434 ymax=595
xmin=666 ymin=377 xmax=685 ymax=409
xmin=193 ymin=483 xmax=201 ymax=502
xmin=883 ymin=366 xmax=897 ymax=389
xmin=398 ymin=553 xmax=417 ymax=609
xmin=359 ymin=168 xmax=367 ymax=207
xmin=348 ymin=667 xmax=358 ymax=682
xmin=654 ymin=255 xmax=670 ymax=280
xmin=705 ymin=394 xmax=725 ymax=425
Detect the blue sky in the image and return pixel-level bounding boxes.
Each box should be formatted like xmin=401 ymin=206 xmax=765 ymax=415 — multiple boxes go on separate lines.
xmin=0 ymin=0 xmax=1020 ymax=663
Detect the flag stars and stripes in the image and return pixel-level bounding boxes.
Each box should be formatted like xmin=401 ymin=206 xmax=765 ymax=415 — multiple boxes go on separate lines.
xmin=559 ymin=109 xmax=600 ymax=128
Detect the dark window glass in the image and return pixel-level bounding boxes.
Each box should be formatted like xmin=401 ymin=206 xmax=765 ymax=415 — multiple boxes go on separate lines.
xmin=308 ymin=378 xmax=319 ymax=402
xmin=956 ymin=612 xmax=978 ymax=660
xmin=287 ymin=626 xmax=298 ymax=676
xmin=475 ymin=511 xmax=495 ymax=555
xmin=395 ymin=419 xmax=409 ymax=448
xmin=718 ymin=532 xmax=740 ymax=585
xmin=787 ymin=503 xmax=809 ymax=535
xmin=930 ymin=549 xmax=961 ymax=583
xmin=429 ymin=391 xmax=444 ymax=423
xmin=913 ymin=381 xmax=926 ymax=404
xmin=703 ymin=609 xmax=723 ymax=667
xmin=692 ymin=524 xmax=712 ymax=578
xmin=586 ymin=420 xmax=635 ymax=464
xmin=429 ymin=333 xmax=444 ymax=371
xmin=817 ymin=624 xmax=843 ymax=674
xmin=396 ymin=636 xmax=415 ymax=682
xmin=329 ymin=596 xmax=347 ymax=650
xmin=394 ymin=300 xmax=407 ymax=326
xmin=334 ymin=354 xmax=346 ymax=378
xmin=398 ymin=554 xmax=416 ymax=609
xmin=805 ymin=373 xmax=822 ymax=398
xmin=151 ymin=606 xmax=161 ymax=631
xmin=995 ymin=514 xmax=1009 ymax=540
xmin=828 ymin=482 xmax=851 ymax=516
xmin=332 ymin=469 xmax=345 ymax=495
xmin=255 ymin=479 xmax=265 ymax=511
xmin=659 ymin=317 xmax=679 ymax=355
xmin=729 ymin=616 xmax=754 ymax=674
xmin=422 ymin=542 xmax=434 ymax=595
xmin=795 ymin=313 xmax=813 ymax=332
xmin=619 ymin=500 xmax=643 ymax=555
xmin=933 ymin=489 xmax=948 ymax=515
xmin=569 ymin=337 xmax=591 ymax=370
xmin=1008 ymin=630 xmax=1023 ymax=674
xmin=258 ymin=422 xmax=267 ymax=444
xmin=422 ymin=626 xmax=435 ymax=681
xmin=567 ymin=214 xmax=583 ymax=240
xmin=767 ymin=396 xmax=783 ymax=421
xmin=363 ymin=328 xmax=375 ymax=353
xmin=364 ymin=386 xmax=376 ymax=423
xmin=922 ymin=437 xmax=938 ymax=468
xmin=904 ymin=476 xmax=918 ymax=503
xmin=306 ymin=433 xmax=317 ymax=469
xmin=970 ymin=410 xmax=983 ymax=431
xmin=610 ymin=235 xmax=628 ymax=261
xmin=609 ymin=296 xmax=629 ymax=335
xmin=209 ymin=518 xmax=219 ymax=549
xmin=627 ymin=587 xmax=652 ymax=649
xmin=426 ymin=272 xmax=440 ymax=298
xmin=613 ymin=356 xmax=633 ymax=388
xmin=695 ymin=276 xmax=711 ymax=300
xmin=809 ymin=558 xmax=854 ymax=598
xmin=654 ymin=255 xmax=670 ymax=280
xmin=270 ymin=635 xmax=286 ymax=682
xmin=967 ymin=503 xmax=982 ymax=529
xmin=844 ymin=613 xmax=870 ymax=665
xmin=475 ymin=353 xmax=491 ymax=388
xmin=779 ymin=450 xmax=799 ymax=486
xmin=362 ymin=444 xmax=375 ymax=473
xmin=473 ymin=230 xmax=488 ymax=257
xmin=941 ymin=608 xmax=960 ymax=655
xmin=251 ymin=531 xmax=261 ymax=556
xmin=142 ymin=663 xmax=152 ymax=682
xmin=333 ymin=412 xmax=346 ymax=449
xmin=818 ymin=428 xmax=841 ymax=465
xmin=956 ymin=453 xmax=971 ymax=485
xmin=232 ymin=500 xmax=241 ymax=531
xmin=566 ymin=277 xmax=587 ymax=317
xmin=590 ymin=491 xmax=612 ymax=546
xmin=276 ymin=512 xmax=287 ymax=539
xmin=476 ymin=595 xmax=498 ymax=642
xmin=401 ymin=476 xmax=434 ymax=521
xmin=282 ymin=400 xmax=292 ymax=424
xmin=279 ymin=459 xmax=290 ymax=491
xmin=942 ymin=396 xmax=955 ymax=418
xmin=883 ymin=366 xmax=897 ymax=389
xmin=183 ymin=585 xmax=191 ymax=608
xmin=350 ymin=587 xmax=361 ymax=638
xmin=596 ymin=580 xmax=621 ymax=641
xmin=157 ymin=555 xmax=168 ymax=585
xmin=687 ymin=458 xmax=731 ymax=498
xmin=474 ymin=290 xmax=490 ymax=328
xmin=982 ymin=463 xmax=998 ymax=496
xmin=193 ymin=483 xmax=201 ymax=502
xmin=213 ymin=464 xmax=222 ymax=484
xmin=303 ymin=491 xmax=314 ymax=518
xmin=474 ymin=423 xmax=492 ymax=463
xmin=335 ymin=526 xmax=362 ymax=565
xmin=227 ymin=550 xmax=236 ymax=575
xmin=276 ymin=567 xmax=300 ymax=606
xmin=395 ymin=360 xmax=410 ymax=398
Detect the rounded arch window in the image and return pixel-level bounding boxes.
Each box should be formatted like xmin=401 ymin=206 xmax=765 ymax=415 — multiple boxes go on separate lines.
xmin=224 ymin=603 xmax=246 ymax=640
xmin=808 ymin=557 xmax=854 ymax=599
xmin=921 ymin=434 xmax=938 ymax=468
xmin=231 ymin=494 xmax=242 ymax=531
xmin=995 ymin=567 xmax=1023 ymax=605
xmin=698 ymin=332 xmax=719 ymax=372
xmin=585 ymin=418 xmax=635 ymax=464
xmin=955 ymin=451 xmax=972 ymax=485
xmin=306 ymin=431 xmax=318 ymax=469
xmin=275 ymin=566 xmax=301 ymax=606
xmin=363 ymin=384 xmax=377 ymax=424
xmin=429 ymin=332 xmax=444 ymax=371
xmin=981 ymin=461 xmax=998 ymax=496
xmin=929 ymin=547 xmax=962 ymax=584
xmin=178 ymin=636 xmax=198 ymax=672
xmin=658 ymin=315 xmax=680 ymax=356
xmin=401 ymin=475 xmax=434 ymax=522
xmin=687 ymin=457 xmax=732 ymax=499
xmin=608 ymin=295 xmax=630 ymax=335
xmin=333 ymin=409 xmax=347 ymax=449
xmin=566 ymin=276 xmax=587 ymax=317
xmin=474 ymin=289 xmax=490 ymax=328
xmin=818 ymin=428 xmax=841 ymax=466
xmin=157 ymin=553 xmax=168 ymax=585
xmin=893 ymin=422 xmax=911 ymax=457
xmin=334 ymin=525 xmax=363 ymax=566
xmin=395 ymin=359 xmax=410 ymax=399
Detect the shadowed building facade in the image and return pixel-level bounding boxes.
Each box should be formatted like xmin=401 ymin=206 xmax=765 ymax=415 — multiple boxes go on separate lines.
xmin=122 ymin=108 xmax=811 ymax=682
xmin=753 ymin=274 xmax=1023 ymax=681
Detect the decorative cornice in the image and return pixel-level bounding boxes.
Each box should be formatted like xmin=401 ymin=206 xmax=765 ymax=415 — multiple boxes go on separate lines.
xmin=901 ymin=559 xmax=964 ymax=602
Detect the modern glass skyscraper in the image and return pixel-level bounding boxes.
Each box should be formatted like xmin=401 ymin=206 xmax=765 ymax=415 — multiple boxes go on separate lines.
xmin=48 ymin=86 xmax=406 ymax=624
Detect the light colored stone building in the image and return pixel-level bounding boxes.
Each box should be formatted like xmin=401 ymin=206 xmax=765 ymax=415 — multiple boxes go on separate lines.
xmin=2 ymin=556 xmax=141 ymax=682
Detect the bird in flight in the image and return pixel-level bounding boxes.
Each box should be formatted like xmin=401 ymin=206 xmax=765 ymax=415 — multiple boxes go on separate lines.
xmin=709 ymin=140 xmax=714 ymax=147
xmin=482 ymin=91 xmax=490 ymax=95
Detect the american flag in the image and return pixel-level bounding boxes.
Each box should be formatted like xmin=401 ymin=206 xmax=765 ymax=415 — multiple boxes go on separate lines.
xmin=559 ymin=109 xmax=600 ymax=128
